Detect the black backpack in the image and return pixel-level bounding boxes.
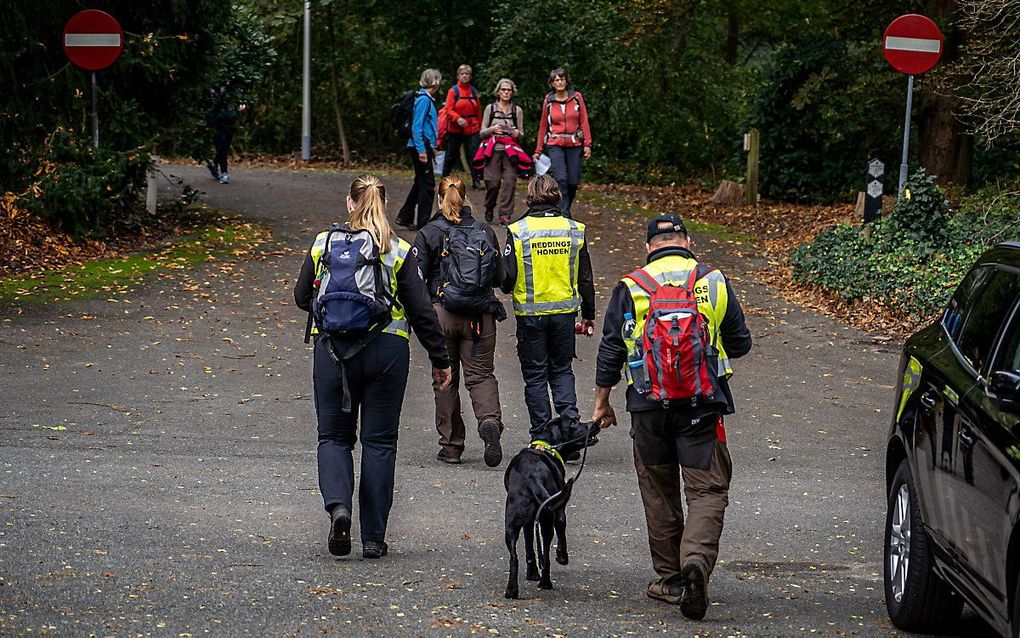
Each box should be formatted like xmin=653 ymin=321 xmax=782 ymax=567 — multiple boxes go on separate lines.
xmin=391 ymin=90 xmax=420 ymax=139
xmin=437 ymin=219 xmax=498 ymax=315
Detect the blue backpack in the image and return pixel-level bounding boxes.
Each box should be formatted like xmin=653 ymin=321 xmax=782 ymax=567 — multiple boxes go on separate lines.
xmin=313 ymin=225 xmax=396 ymax=336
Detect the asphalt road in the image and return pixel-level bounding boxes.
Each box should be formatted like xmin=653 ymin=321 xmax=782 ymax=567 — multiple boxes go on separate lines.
xmin=0 ymin=165 xmax=994 ymax=636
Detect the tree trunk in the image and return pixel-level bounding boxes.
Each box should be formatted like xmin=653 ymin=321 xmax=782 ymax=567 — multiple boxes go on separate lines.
xmin=724 ymin=0 xmax=739 ymax=65
xmin=916 ymin=0 xmax=973 ymax=188
xmin=325 ymin=5 xmax=350 ymax=165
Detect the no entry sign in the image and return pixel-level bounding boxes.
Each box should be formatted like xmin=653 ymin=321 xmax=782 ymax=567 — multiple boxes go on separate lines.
xmin=883 ymin=14 xmax=943 ymax=75
xmin=62 ymin=10 xmax=123 ymax=72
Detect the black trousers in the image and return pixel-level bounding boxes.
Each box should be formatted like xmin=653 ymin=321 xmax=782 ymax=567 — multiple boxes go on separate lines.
xmin=515 ymin=313 xmax=580 ymax=435
xmin=547 ymin=146 xmax=583 ymax=216
xmin=213 ymin=130 xmax=232 ymax=175
xmin=442 ymin=132 xmax=481 ymax=180
xmin=313 ymin=333 xmax=409 ymax=542
xmin=397 ymin=147 xmax=435 ymax=229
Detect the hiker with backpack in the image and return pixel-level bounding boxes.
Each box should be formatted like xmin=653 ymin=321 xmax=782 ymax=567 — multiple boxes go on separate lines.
xmin=203 ymin=84 xmax=246 ymax=184
xmin=590 ymin=214 xmax=751 ymax=620
xmin=533 ymin=68 xmax=592 ymax=217
xmin=441 ymin=65 xmax=483 ymax=190
xmin=478 ymin=78 xmax=526 ymax=225
xmin=500 ymin=174 xmax=596 ymax=444
xmin=395 ymin=69 xmax=443 ymax=231
xmin=412 ymin=175 xmax=507 ymax=466
xmin=294 ymin=175 xmax=452 ymax=560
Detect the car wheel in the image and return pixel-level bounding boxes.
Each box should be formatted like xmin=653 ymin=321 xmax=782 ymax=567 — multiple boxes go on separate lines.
xmin=884 ymin=459 xmax=963 ymax=631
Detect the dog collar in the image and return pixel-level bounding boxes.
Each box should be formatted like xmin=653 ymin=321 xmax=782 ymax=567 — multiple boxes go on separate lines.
xmin=529 ymin=440 xmax=564 ymax=469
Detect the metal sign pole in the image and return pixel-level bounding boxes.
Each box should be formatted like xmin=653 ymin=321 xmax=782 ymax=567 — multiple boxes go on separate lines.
xmin=91 ymin=71 xmax=99 ymax=148
xmin=301 ymin=1 xmax=311 ymax=160
xmin=897 ymin=74 xmax=914 ymax=198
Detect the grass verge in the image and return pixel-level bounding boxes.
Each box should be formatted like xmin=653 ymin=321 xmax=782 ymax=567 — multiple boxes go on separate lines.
xmin=581 ymin=190 xmax=752 ymax=243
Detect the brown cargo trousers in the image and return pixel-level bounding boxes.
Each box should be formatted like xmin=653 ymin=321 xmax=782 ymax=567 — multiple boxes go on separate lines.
xmin=631 ymin=410 xmax=733 ymax=585
xmin=482 ymin=152 xmax=517 ymax=222
xmin=432 ymin=305 xmax=503 ymax=453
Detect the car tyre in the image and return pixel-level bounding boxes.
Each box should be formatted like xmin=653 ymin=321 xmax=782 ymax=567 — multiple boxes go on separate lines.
xmin=884 ymin=459 xmax=963 ymax=631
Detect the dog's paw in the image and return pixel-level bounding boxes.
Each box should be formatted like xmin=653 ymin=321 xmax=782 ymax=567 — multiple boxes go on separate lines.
xmin=556 ymin=550 xmax=569 ymax=565
xmin=538 ymin=580 xmax=554 ymax=590
xmin=504 ymin=589 xmax=519 ymax=599
xmin=526 ymin=566 xmax=540 ymax=581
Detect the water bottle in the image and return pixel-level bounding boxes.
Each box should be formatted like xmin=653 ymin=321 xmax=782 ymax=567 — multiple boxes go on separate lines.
xmin=622 ymin=312 xmax=649 ymax=393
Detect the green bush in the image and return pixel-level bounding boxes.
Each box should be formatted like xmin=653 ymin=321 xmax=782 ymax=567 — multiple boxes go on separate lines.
xmin=790 ymin=170 xmax=1020 ymax=320
xmin=23 ymin=129 xmax=152 ymax=239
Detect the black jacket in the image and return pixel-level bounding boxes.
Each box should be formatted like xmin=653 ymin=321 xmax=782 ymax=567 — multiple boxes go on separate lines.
xmin=595 ymin=246 xmax=751 ymax=414
xmin=499 ymin=205 xmax=596 ymax=321
xmin=293 ymin=235 xmax=450 ymax=369
xmin=411 ymin=207 xmax=507 ymax=319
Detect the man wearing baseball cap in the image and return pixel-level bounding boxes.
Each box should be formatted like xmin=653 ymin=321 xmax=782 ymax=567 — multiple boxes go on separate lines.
xmin=591 ymin=214 xmax=751 ymax=620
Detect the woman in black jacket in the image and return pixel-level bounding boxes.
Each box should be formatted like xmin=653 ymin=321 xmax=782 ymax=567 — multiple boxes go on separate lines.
xmin=294 ymin=174 xmax=451 ymax=560
xmin=412 ymin=175 xmax=507 ymax=467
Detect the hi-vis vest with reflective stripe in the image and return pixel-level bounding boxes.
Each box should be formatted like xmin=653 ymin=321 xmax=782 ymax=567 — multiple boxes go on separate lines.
xmin=309 ymin=231 xmax=411 ymax=338
xmin=622 ymin=254 xmax=733 ymax=381
xmin=507 ymin=215 xmax=585 ymax=316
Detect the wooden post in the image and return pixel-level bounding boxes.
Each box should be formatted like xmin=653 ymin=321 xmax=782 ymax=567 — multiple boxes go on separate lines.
xmin=744 ymin=128 xmax=759 ymax=205
xmin=145 ymin=155 xmax=159 ymax=213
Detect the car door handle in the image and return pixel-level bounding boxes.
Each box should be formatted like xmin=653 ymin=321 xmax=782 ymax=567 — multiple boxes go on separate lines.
xmin=920 ymin=390 xmax=938 ymax=410
xmin=959 ymin=429 xmax=975 ymax=447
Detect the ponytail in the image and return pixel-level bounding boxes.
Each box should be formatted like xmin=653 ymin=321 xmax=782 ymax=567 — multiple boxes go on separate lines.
xmin=437 ymin=175 xmax=470 ymax=223
xmin=347 ymin=175 xmax=395 ymax=253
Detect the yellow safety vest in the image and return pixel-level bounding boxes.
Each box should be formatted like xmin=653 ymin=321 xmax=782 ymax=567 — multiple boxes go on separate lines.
xmin=621 ymin=254 xmax=733 ymax=383
xmin=506 ymin=215 xmax=586 ymax=316
xmin=309 ymin=230 xmax=411 ymax=339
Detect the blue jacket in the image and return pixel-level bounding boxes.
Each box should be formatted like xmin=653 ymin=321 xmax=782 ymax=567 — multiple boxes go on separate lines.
xmin=407 ymin=88 xmax=438 ymax=154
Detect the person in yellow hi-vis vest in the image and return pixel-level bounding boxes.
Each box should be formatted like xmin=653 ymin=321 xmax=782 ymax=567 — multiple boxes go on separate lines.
xmin=294 ymin=175 xmax=451 ymax=561
xmin=500 ymin=174 xmax=596 ymax=440
xmin=591 ymin=214 xmax=751 ymax=620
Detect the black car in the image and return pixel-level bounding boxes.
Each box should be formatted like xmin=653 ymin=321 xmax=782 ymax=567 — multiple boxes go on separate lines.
xmin=885 ymin=241 xmax=1020 ymax=636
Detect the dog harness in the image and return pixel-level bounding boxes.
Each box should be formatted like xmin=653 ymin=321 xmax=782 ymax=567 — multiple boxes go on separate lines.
xmin=528 ymin=440 xmax=565 ymax=471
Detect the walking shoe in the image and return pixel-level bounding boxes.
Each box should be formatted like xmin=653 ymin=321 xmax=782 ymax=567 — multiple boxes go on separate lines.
xmin=327 ymin=505 xmax=352 ymax=557
xmin=472 ymin=178 xmax=484 ymax=191
xmin=479 ymin=418 xmax=503 ymax=467
xmin=565 ymin=449 xmax=581 ymax=463
xmin=218 ymin=173 xmax=230 ymax=184
xmin=646 ymin=578 xmax=684 ymax=605
xmin=206 ymin=161 xmax=220 ymax=180
xmin=484 ymin=210 xmax=494 ymax=223
xmin=498 ymin=216 xmax=511 ymax=226
xmin=437 ymin=448 xmax=462 ymax=464
xmin=680 ymin=560 xmax=709 ymax=620
xmin=394 ymin=217 xmax=416 ymax=230
xmin=362 ymin=540 xmax=388 ymax=559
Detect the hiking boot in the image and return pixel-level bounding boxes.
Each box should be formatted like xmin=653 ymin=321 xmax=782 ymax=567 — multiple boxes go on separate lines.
xmin=437 ymin=448 xmax=462 ymax=464
xmin=565 ymin=449 xmax=581 ymax=463
xmin=498 ymin=216 xmax=511 ymax=226
xmin=206 ymin=161 xmax=220 ymax=180
xmin=646 ymin=578 xmax=684 ymax=605
xmin=327 ymin=505 xmax=352 ymax=557
xmin=218 ymin=173 xmax=230 ymax=184
xmin=680 ymin=560 xmax=709 ymax=620
xmin=394 ymin=217 xmax=416 ymax=231
xmin=479 ymin=418 xmax=503 ymax=467
xmin=484 ymin=210 xmax=494 ymax=223
xmin=472 ymin=178 xmax=484 ymax=191
xmin=362 ymin=540 xmax=388 ymax=559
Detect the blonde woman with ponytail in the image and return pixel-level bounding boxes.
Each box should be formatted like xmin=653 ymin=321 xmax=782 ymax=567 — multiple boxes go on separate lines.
xmin=294 ymin=174 xmax=451 ymax=560
xmin=412 ymin=175 xmax=507 ymax=466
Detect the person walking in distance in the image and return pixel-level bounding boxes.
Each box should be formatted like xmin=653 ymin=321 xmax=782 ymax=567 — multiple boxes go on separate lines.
xmin=294 ymin=175 xmax=452 ymax=560
xmin=501 ymin=174 xmax=596 ymax=442
xmin=413 ymin=175 xmax=507 ymax=466
xmin=396 ymin=69 xmax=442 ymax=230
xmin=591 ymin=215 xmax=751 ymax=620
xmin=533 ymin=68 xmax=591 ymax=217
xmin=442 ymin=64 xmax=483 ymax=190
xmin=479 ymin=78 xmax=525 ymax=225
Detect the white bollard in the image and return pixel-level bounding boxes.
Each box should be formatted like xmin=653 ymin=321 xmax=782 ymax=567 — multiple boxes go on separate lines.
xmin=146 ymin=155 xmax=159 ymax=213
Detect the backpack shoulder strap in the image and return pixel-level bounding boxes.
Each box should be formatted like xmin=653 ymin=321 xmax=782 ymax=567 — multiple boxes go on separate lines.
xmin=628 ymin=268 xmax=659 ymax=295
xmin=453 ymin=85 xmax=460 ymax=100
xmin=470 ymin=85 xmax=478 ymax=99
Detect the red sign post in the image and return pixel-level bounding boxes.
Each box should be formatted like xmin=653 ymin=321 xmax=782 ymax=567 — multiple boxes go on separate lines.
xmin=63 ymin=10 xmax=124 ymax=148
xmin=882 ymin=14 xmax=943 ymax=198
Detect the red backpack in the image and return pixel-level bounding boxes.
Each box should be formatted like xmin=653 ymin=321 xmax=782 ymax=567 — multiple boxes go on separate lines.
xmin=628 ymin=267 xmax=719 ymax=405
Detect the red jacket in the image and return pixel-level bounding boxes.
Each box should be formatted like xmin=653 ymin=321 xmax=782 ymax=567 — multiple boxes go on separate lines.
xmin=535 ymin=90 xmax=592 ymax=154
xmin=473 ymin=135 xmax=534 ymax=172
xmin=444 ymin=83 xmax=482 ymax=136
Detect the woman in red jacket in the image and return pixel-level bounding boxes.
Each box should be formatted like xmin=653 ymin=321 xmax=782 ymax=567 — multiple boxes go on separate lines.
xmin=533 ymin=67 xmax=592 ymax=217
xmin=442 ymin=64 xmax=483 ymax=190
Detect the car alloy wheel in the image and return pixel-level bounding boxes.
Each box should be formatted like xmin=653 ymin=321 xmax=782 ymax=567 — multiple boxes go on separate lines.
xmin=887 ymin=483 xmax=910 ymax=604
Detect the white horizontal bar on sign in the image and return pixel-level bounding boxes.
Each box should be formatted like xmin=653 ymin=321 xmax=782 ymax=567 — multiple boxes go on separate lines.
xmin=884 ymin=36 xmax=941 ymax=53
xmin=64 ymin=33 xmax=121 ymax=47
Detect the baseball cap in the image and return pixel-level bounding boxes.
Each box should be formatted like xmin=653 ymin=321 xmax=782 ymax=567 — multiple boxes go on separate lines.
xmin=646 ymin=214 xmax=688 ymax=242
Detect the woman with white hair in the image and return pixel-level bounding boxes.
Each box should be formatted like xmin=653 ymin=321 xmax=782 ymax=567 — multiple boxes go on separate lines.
xmin=478 ymin=78 xmax=525 ymax=224
xmin=396 ymin=68 xmax=442 ymax=230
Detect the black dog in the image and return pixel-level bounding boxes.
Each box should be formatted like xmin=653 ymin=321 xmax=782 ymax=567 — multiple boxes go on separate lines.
xmin=503 ymin=417 xmax=600 ymax=599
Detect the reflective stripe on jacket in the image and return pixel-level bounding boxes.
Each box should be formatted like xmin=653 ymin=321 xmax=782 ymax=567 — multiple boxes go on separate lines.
xmin=621 ymin=254 xmax=733 ymax=379
xmin=309 ymin=232 xmax=411 ymax=338
xmin=506 ymin=216 xmax=586 ymax=316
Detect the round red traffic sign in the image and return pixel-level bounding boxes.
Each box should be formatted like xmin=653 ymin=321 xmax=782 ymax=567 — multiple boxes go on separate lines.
xmin=883 ymin=14 xmax=943 ymax=75
xmin=62 ymin=10 xmax=123 ymax=72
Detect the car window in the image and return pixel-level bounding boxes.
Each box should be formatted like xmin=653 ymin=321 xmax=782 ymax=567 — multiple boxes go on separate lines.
xmin=957 ymin=269 xmax=1020 ymax=372
xmin=943 ymin=265 xmax=993 ymax=342
xmin=991 ymin=300 xmax=1020 ymax=373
